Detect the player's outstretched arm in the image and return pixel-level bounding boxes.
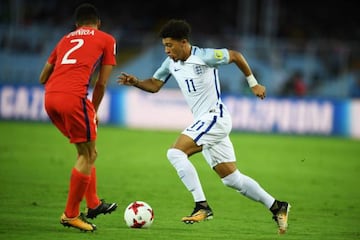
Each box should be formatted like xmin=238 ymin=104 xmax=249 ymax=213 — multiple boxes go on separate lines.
xmin=228 ymin=50 xmax=266 ymax=100
xmin=117 ymin=72 xmax=164 ymax=93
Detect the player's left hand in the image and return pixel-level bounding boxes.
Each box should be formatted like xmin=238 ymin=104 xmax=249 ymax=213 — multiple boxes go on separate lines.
xmin=251 ymin=84 xmax=266 ymax=99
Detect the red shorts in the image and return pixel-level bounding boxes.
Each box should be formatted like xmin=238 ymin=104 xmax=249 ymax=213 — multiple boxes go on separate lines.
xmin=44 ymin=92 xmax=97 ymax=143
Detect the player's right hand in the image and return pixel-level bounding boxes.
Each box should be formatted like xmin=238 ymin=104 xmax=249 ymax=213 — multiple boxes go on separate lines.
xmin=117 ymin=72 xmax=139 ymax=86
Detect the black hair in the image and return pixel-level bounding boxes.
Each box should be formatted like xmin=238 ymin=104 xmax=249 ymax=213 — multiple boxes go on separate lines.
xmin=74 ymin=3 xmax=100 ymax=25
xmin=159 ymin=19 xmax=191 ymax=41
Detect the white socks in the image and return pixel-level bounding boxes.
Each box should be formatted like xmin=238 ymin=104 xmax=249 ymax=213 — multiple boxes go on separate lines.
xmin=167 ymin=148 xmax=206 ymax=202
xmin=221 ymin=170 xmax=275 ymax=209
xmin=167 ymin=148 xmax=275 ymax=209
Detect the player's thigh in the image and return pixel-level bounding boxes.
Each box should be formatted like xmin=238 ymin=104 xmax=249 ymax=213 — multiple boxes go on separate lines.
xmin=44 ymin=93 xmax=69 ymax=138
xmin=183 ymin=113 xmax=231 ymax=147
xmin=45 ymin=93 xmax=97 ymax=143
xmin=202 ymin=136 xmax=236 ymax=168
xmin=66 ymin=98 xmax=97 ymax=143
xmin=171 ymin=134 xmax=202 ymax=156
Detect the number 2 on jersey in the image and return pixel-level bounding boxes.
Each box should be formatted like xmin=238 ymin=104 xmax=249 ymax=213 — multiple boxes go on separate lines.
xmin=61 ymin=39 xmax=84 ymax=64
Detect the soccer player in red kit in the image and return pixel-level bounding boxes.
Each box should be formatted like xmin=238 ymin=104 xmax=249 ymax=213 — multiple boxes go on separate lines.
xmin=39 ymin=3 xmax=117 ymax=232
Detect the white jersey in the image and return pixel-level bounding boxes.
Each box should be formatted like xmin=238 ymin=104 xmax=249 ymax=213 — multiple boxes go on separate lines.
xmin=153 ymin=46 xmax=230 ymax=119
xmin=154 ymin=46 xmax=236 ymax=166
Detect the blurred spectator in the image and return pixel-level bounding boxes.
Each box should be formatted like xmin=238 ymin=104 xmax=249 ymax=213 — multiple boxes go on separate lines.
xmin=280 ymin=71 xmax=307 ymax=97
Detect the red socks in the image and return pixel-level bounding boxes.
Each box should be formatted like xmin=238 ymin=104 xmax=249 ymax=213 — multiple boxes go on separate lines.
xmin=85 ymin=167 xmax=100 ymax=209
xmin=64 ymin=168 xmax=90 ymax=218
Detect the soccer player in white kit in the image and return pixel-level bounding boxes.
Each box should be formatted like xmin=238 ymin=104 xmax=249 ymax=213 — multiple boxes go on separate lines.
xmin=118 ymin=19 xmax=290 ymax=234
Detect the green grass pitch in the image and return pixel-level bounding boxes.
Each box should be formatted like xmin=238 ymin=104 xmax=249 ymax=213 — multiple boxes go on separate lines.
xmin=0 ymin=121 xmax=359 ymax=240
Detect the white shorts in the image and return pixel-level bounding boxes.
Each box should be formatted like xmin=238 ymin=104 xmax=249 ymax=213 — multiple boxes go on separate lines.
xmin=182 ymin=110 xmax=236 ymax=168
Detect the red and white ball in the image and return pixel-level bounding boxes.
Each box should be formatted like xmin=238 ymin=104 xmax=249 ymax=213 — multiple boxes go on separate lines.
xmin=124 ymin=201 xmax=154 ymax=228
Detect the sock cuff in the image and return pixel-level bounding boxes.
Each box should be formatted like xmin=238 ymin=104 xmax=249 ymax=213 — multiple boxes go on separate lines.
xmin=167 ymin=148 xmax=187 ymax=159
xmin=71 ymin=168 xmax=91 ymax=182
xmin=222 ymin=169 xmax=240 ymax=181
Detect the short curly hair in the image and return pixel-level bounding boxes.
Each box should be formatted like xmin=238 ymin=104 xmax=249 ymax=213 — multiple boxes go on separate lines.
xmin=159 ymin=19 xmax=191 ymax=41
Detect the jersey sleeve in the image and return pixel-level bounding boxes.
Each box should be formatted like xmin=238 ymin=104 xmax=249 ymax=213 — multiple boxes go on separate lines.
xmin=153 ymin=57 xmax=171 ymax=82
xmin=198 ymin=48 xmax=230 ymax=67
xmin=47 ymin=43 xmax=59 ymax=64
xmin=101 ymin=34 xmax=117 ymax=66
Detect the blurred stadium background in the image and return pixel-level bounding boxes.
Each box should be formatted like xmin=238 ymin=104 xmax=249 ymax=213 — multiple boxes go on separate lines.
xmin=1 ymin=0 xmax=359 ymax=138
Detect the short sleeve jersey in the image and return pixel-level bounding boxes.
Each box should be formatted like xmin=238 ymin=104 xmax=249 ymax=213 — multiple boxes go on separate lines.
xmin=153 ymin=46 xmax=230 ymax=118
xmin=45 ymin=27 xmax=116 ymax=98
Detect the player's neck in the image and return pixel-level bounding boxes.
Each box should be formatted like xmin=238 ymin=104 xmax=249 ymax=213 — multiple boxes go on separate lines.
xmin=76 ymin=22 xmax=99 ymax=30
xmin=183 ymin=44 xmax=192 ymax=60
xmin=78 ymin=24 xmax=98 ymax=29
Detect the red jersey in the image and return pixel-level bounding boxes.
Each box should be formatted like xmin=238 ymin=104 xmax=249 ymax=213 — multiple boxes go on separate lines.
xmin=45 ymin=27 xmax=116 ymax=98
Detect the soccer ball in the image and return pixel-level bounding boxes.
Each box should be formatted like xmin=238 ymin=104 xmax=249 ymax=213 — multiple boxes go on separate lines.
xmin=124 ymin=201 xmax=154 ymax=228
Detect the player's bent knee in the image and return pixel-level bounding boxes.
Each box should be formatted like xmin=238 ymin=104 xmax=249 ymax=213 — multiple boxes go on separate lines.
xmin=167 ymin=148 xmax=187 ymax=164
xmin=221 ymin=170 xmax=243 ymax=189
